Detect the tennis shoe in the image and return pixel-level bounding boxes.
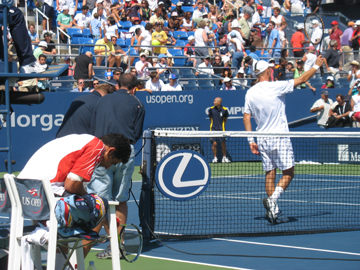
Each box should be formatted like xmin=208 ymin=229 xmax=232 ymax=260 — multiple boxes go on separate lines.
xmin=262 ymin=197 xmax=277 ymax=214
xmin=222 ymin=157 xmax=230 ymax=163
xmin=96 ymin=245 xmax=123 ymax=259
xmin=274 ymin=211 xmax=289 ymax=224
xmin=212 ymin=157 xmax=218 ymax=163
xmin=265 ymin=210 xmax=276 ymax=224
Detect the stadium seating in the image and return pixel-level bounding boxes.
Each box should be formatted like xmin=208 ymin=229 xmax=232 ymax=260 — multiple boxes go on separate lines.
xmin=82 ymin=28 xmax=92 ymax=38
xmin=174 ymin=31 xmax=188 ymax=41
xmin=198 ymin=80 xmax=214 ymax=87
xmin=79 ymin=38 xmax=94 ymax=54
xmin=168 ymin=49 xmax=186 ymax=66
xmin=182 ymin=6 xmax=194 ymax=13
xmin=175 ymin=40 xmax=186 ymax=47
xmin=120 ymin=21 xmax=132 ymax=31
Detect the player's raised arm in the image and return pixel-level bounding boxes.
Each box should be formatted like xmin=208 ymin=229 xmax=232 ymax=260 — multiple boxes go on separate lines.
xmin=294 ymin=55 xmax=324 ymax=87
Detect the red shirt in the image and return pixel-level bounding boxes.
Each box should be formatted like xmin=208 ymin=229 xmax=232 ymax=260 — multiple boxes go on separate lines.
xmin=291 ymin=31 xmax=305 ymax=51
xmin=352 ymin=30 xmax=360 ymax=46
xmin=330 ymin=28 xmax=343 ymax=50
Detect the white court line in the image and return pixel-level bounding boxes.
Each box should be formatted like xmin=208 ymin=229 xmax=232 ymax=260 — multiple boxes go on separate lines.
xmin=213 ymin=238 xmax=360 ymax=256
xmin=90 ymin=248 xmax=252 ymax=269
xmin=216 ymin=175 xmax=360 ymax=183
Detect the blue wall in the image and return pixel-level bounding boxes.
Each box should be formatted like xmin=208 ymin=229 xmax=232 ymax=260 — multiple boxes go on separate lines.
xmin=0 ymin=87 xmax=352 ymax=172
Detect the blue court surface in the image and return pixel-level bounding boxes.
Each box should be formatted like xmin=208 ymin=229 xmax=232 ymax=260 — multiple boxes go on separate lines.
xmin=1 ymin=180 xmax=359 ymax=270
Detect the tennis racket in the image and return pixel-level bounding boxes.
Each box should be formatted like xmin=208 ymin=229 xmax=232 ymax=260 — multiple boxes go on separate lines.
xmin=118 ymin=223 xmax=143 ymax=263
xmin=304 ymin=13 xmax=325 ymax=75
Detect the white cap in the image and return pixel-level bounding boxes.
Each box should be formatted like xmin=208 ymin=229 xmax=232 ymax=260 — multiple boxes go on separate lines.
xmin=188 ymin=35 xmax=195 ymax=41
xmin=240 ymin=13 xmax=244 ymax=17
xmin=202 ymin=12 xmax=208 ymax=15
xmin=222 ymin=55 xmax=230 ymax=63
xmin=269 ymin=63 xmax=275 ymax=67
xmin=38 ymin=41 xmax=47 ymax=48
xmin=311 ymin=19 xmax=318 ymax=25
xmin=297 ymin=23 xmax=304 ymax=29
xmin=105 ymin=33 xmax=113 ymax=39
xmin=355 ymin=20 xmax=360 ymax=26
xmin=231 ymin=21 xmax=241 ymax=29
xmin=96 ymin=0 xmax=104 ymax=3
xmin=176 ymin=2 xmax=182 ymax=5
xmin=62 ymin=5 xmax=69 ymax=10
xmin=238 ymin=68 xmax=244 ymax=73
xmin=254 ymin=60 xmax=269 ymax=75
xmin=158 ymin=1 xmax=164 ymax=4
xmin=223 ymin=77 xmax=231 ymax=82
xmin=326 ymin=76 xmax=334 ymax=81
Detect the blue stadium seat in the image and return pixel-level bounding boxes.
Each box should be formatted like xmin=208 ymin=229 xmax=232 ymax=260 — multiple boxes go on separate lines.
xmin=197 ymin=74 xmax=211 ymax=79
xmin=117 ymin=39 xmax=126 ymax=46
xmin=198 ymin=80 xmax=214 ymax=87
xmin=214 ymin=86 xmax=222 ymax=90
xmin=141 ymin=21 xmax=146 ymax=27
xmin=168 ymin=49 xmax=185 ymax=66
xmin=309 ymin=78 xmax=323 ymax=84
xmin=58 ymin=76 xmax=74 ymax=80
xmin=93 ymin=69 xmax=105 ymax=78
xmin=182 ymin=6 xmax=194 ymax=13
xmin=312 ymin=83 xmax=324 ymax=89
xmin=337 ymin=78 xmax=349 ymax=87
xmin=199 ymin=86 xmax=214 ymax=90
xmin=67 ymin=28 xmax=82 ymax=37
xmin=174 ymin=31 xmax=188 ymax=41
xmin=179 ymin=68 xmax=194 ymax=76
xmin=235 ymin=86 xmax=245 ymax=90
xmin=79 ymin=38 xmax=94 ymax=54
xmin=175 ymin=40 xmax=186 ymax=47
xmin=82 ymin=28 xmax=92 ymax=38
xmin=171 ymin=69 xmax=180 ymax=76
xmin=180 ymin=80 xmax=197 ymax=87
xmin=187 ymin=31 xmax=195 ymax=37
xmin=119 ymin=21 xmax=132 ymax=31
xmin=183 ymin=86 xmax=199 ymax=90
xmin=172 ymin=0 xmax=179 ymax=4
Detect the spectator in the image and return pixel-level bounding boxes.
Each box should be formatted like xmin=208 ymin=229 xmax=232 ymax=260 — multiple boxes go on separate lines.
xmin=233 ymin=68 xmax=248 ymax=87
xmin=42 ymin=31 xmax=59 ymax=65
xmin=33 ymin=41 xmax=48 ymax=59
xmin=269 ymin=7 xmax=285 ymax=29
xmin=221 ymin=77 xmax=236 ymax=90
xmin=248 ymin=45 xmax=259 ymax=61
xmin=260 ymin=0 xmax=272 ymax=18
xmin=220 ymin=67 xmax=233 ymax=84
xmin=172 ymin=2 xmax=185 ymax=21
xmin=108 ymin=68 xmax=122 ymax=90
xmin=351 ymin=20 xmax=360 ymax=61
xmin=145 ymin=71 xmax=164 ymax=91
xmin=36 ymin=0 xmax=54 ymax=31
xmin=279 ymin=21 xmax=288 ymax=49
xmin=28 ymin=23 xmax=40 ymax=46
xmin=311 ymin=19 xmax=323 ymax=53
xmin=208 ymin=97 xmax=230 ymax=163
xmin=161 ymin=74 xmax=182 ymax=91
xmin=308 ymin=0 xmax=322 ymax=13
xmin=108 ymin=2 xmax=122 ymax=25
xmin=157 ymin=1 xmax=169 ymax=21
xmin=140 ymin=0 xmax=151 ymax=22
xmin=64 ymin=56 xmax=74 ymax=76
xmin=73 ymin=51 xmax=94 ymax=88
xmin=92 ymin=0 xmax=105 ymax=16
xmin=135 ymin=52 xmax=153 ymax=78
xmin=195 ymin=20 xmax=214 ymax=64
xmin=90 ymin=13 xmax=102 ymax=39
xmin=147 ymin=0 xmax=158 ymax=11
xmin=293 ymin=60 xmax=316 ymax=91
xmin=90 ymin=79 xmax=100 ymax=91
xmin=267 ymin=21 xmax=282 ymax=58
xmin=249 ymin=28 xmax=262 ymax=48
xmin=192 ymin=1 xmax=204 ymax=20
xmin=162 ymin=0 xmax=173 ymax=12
xmin=321 ymin=76 xmax=336 ymax=89
xmin=163 ymin=27 xmax=177 ymax=48
xmin=36 ymin=54 xmax=50 ymax=91
xmin=138 ymin=23 xmax=154 ymax=56
xmin=285 ymin=0 xmax=303 ymax=15
xmin=302 ymin=45 xmax=317 ymax=71
xmin=328 ymin=21 xmax=343 ymax=51
xmin=324 ymin=40 xmax=342 ymax=77
xmin=341 ymin=21 xmax=355 ymax=65
xmin=129 ymin=18 xmax=145 ymax=34
xmin=241 ymin=0 xmax=254 ymax=19
xmin=350 ymin=83 xmax=360 ymax=123
xmin=347 ymin=60 xmax=360 ymax=88
xmin=228 ymin=32 xmax=245 ymax=70
xmin=131 ymin=27 xmax=142 ymax=55
xmin=208 ymin=5 xmax=221 ymax=28
xmin=130 ymin=67 xmax=138 ymax=77
xmin=151 ymin=22 xmax=168 ymax=56
xmin=286 ymin=60 xmax=295 ymax=73
xmin=213 ymin=55 xmax=225 ymax=75
xmin=57 ymin=6 xmax=73 ymax=43
xmin=110 ymin=36 xmax=128 ymax=69
xmin=73 ymin=5 xmax=91 ymax=30
xmin=274 ymin=57 xmax=287 ymax=81
xmin=92 ymin=6 xmax=107 ymax=28
xmin=268 ymin=58 xmax=276 ymax=81
xmin=252 ymin=6 xmax=266 ymax=30
xmin=238 ymin=11 xmax=251 ymax=44
xmin=195 ymin=55 xmax=215 ymax=76
xmin=155 ymin=54 xmax=170 ymax=75
xmin=184 ymin=36 xmax=196 ymax=66
xmin=136 ymin=80 xmax=153 ymax=94
xmin=94 ymin=33 xmax=115 ymax=67
xmin=149 ymin=8 xmax=165 ymax=26
xmin=56 ymin=0 xmax=76 ymax=17
xmin=328 ymin=94 xmax=352 ymax=127
xmin=169 ymin=12 xmax=181 ymax=32
xmin=180 ymin=11 xmax=195 ymax=32
xmin=71 ymin=78 xmax=91 ymax=92
xmin=290 ymin=23 xmax=309 ymax=58
xmin=105 ymin=17 xmax=119 ymax=38
xmin=244 ymin=56 xmax=258 ymax=79
xmin=215 ymin=35 xmax=231 ymax=67
xmin=310 ymin=90 xmax=333 ymax=128
xmin=83 ymin=0 xmax=97 ymax=13
xmin=124 ymin=0 xmax=142 ymax=23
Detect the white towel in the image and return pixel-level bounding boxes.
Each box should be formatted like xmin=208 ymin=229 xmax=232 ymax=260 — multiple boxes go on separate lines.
xmin=21 ymin=227 xmax=50 ymax=270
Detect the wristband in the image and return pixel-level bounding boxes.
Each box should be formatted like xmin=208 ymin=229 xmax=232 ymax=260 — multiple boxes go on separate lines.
xmin=313 ymin=65 xmax=320 ymax=70
xmin=248 ymin=137 xmax=255 ymax=144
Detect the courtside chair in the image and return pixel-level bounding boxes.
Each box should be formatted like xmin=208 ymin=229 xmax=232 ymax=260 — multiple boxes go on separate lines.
xmin=4 ymin=174 xmax=122 ymax=270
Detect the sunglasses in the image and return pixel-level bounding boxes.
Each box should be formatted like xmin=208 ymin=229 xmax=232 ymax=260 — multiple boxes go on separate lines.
xmin=93 ymin=83 xmax=99 ymax=85
xmin=79 ymin=82 xmax=84 ymax=84
xmin=114 ymin=73 xmax=121 ymax=75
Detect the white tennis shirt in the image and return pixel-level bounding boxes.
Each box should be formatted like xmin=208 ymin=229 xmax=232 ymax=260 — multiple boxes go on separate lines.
xmin=244 ymin=80 xmax=295 ymax=132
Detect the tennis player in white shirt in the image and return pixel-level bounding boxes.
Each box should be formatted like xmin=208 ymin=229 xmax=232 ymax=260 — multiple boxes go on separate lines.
xmin=243 ymin=55 xmax=324 ymax=224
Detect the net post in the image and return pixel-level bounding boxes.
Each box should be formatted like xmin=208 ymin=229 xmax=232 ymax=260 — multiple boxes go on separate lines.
xmin=139 ymin=130 xmax=153 ymax=245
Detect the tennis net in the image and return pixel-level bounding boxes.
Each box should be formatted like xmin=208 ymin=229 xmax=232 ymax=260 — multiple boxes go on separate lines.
xmin=139 ymin=131 xmax=360 ymax=240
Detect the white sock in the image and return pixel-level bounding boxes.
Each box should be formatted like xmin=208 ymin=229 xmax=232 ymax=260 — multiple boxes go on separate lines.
xmin=270 ymin=186 xmax=284 ymax=203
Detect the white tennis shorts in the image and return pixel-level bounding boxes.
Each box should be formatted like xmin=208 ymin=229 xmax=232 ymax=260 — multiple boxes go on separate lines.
xmin=258 ymin=137 xmax=295 ymax=172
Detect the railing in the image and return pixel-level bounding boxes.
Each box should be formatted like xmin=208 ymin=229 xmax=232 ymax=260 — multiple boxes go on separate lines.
xmin=35 ymin=8 xmax=49 ymax=38
xmin=225 ymin=0 xmax=239 ymax=18
xmin=57 ymin=27 xmax=71 ymax=55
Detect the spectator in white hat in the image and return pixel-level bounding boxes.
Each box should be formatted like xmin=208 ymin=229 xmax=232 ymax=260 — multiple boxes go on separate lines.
xmin=33 ymin=41 xmax=48 ymax=60
xmin=233 ymin=68 xmax=248 ymax=87
xmin=184 ymin=35 xmax=196 ymax=66
xmin=221 ymin=77 xmax=236 ymax=90
xmin=347 ymin=60 xmax=360 ymax=88
xmin=57 ymin=5 xmax=73 ymax=43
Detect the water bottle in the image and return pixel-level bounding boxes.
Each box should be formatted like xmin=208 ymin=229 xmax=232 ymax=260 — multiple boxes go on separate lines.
xmin=87 ymin=261 xmax=97 ymax=270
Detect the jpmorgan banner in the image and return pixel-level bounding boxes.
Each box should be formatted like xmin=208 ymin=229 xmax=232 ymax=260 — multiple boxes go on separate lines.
xmin=0 ymin=88 xmax=351 ymax=171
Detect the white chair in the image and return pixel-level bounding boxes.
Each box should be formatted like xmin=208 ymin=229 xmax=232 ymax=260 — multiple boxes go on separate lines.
xmin=4 ymin=174 xmax=122 ymax=270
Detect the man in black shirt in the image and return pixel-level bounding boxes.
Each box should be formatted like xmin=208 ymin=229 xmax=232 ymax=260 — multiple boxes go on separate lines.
xmin=329 ymin=94 xmax=352 ymax=127
xmin=213 ymin=55 xmax=224 ymax=75
xmin=274 ymin=57 xmax=287 ymax=81
xmin=170 ymin=2 xmax=185 ymax=20
xmin=324 ymin=40 xmax=341 ymax=75
xmin=73 ymin=51 xmax=94 ymax=88
xmin=42 ymin=31 xmax=59 ymax=65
